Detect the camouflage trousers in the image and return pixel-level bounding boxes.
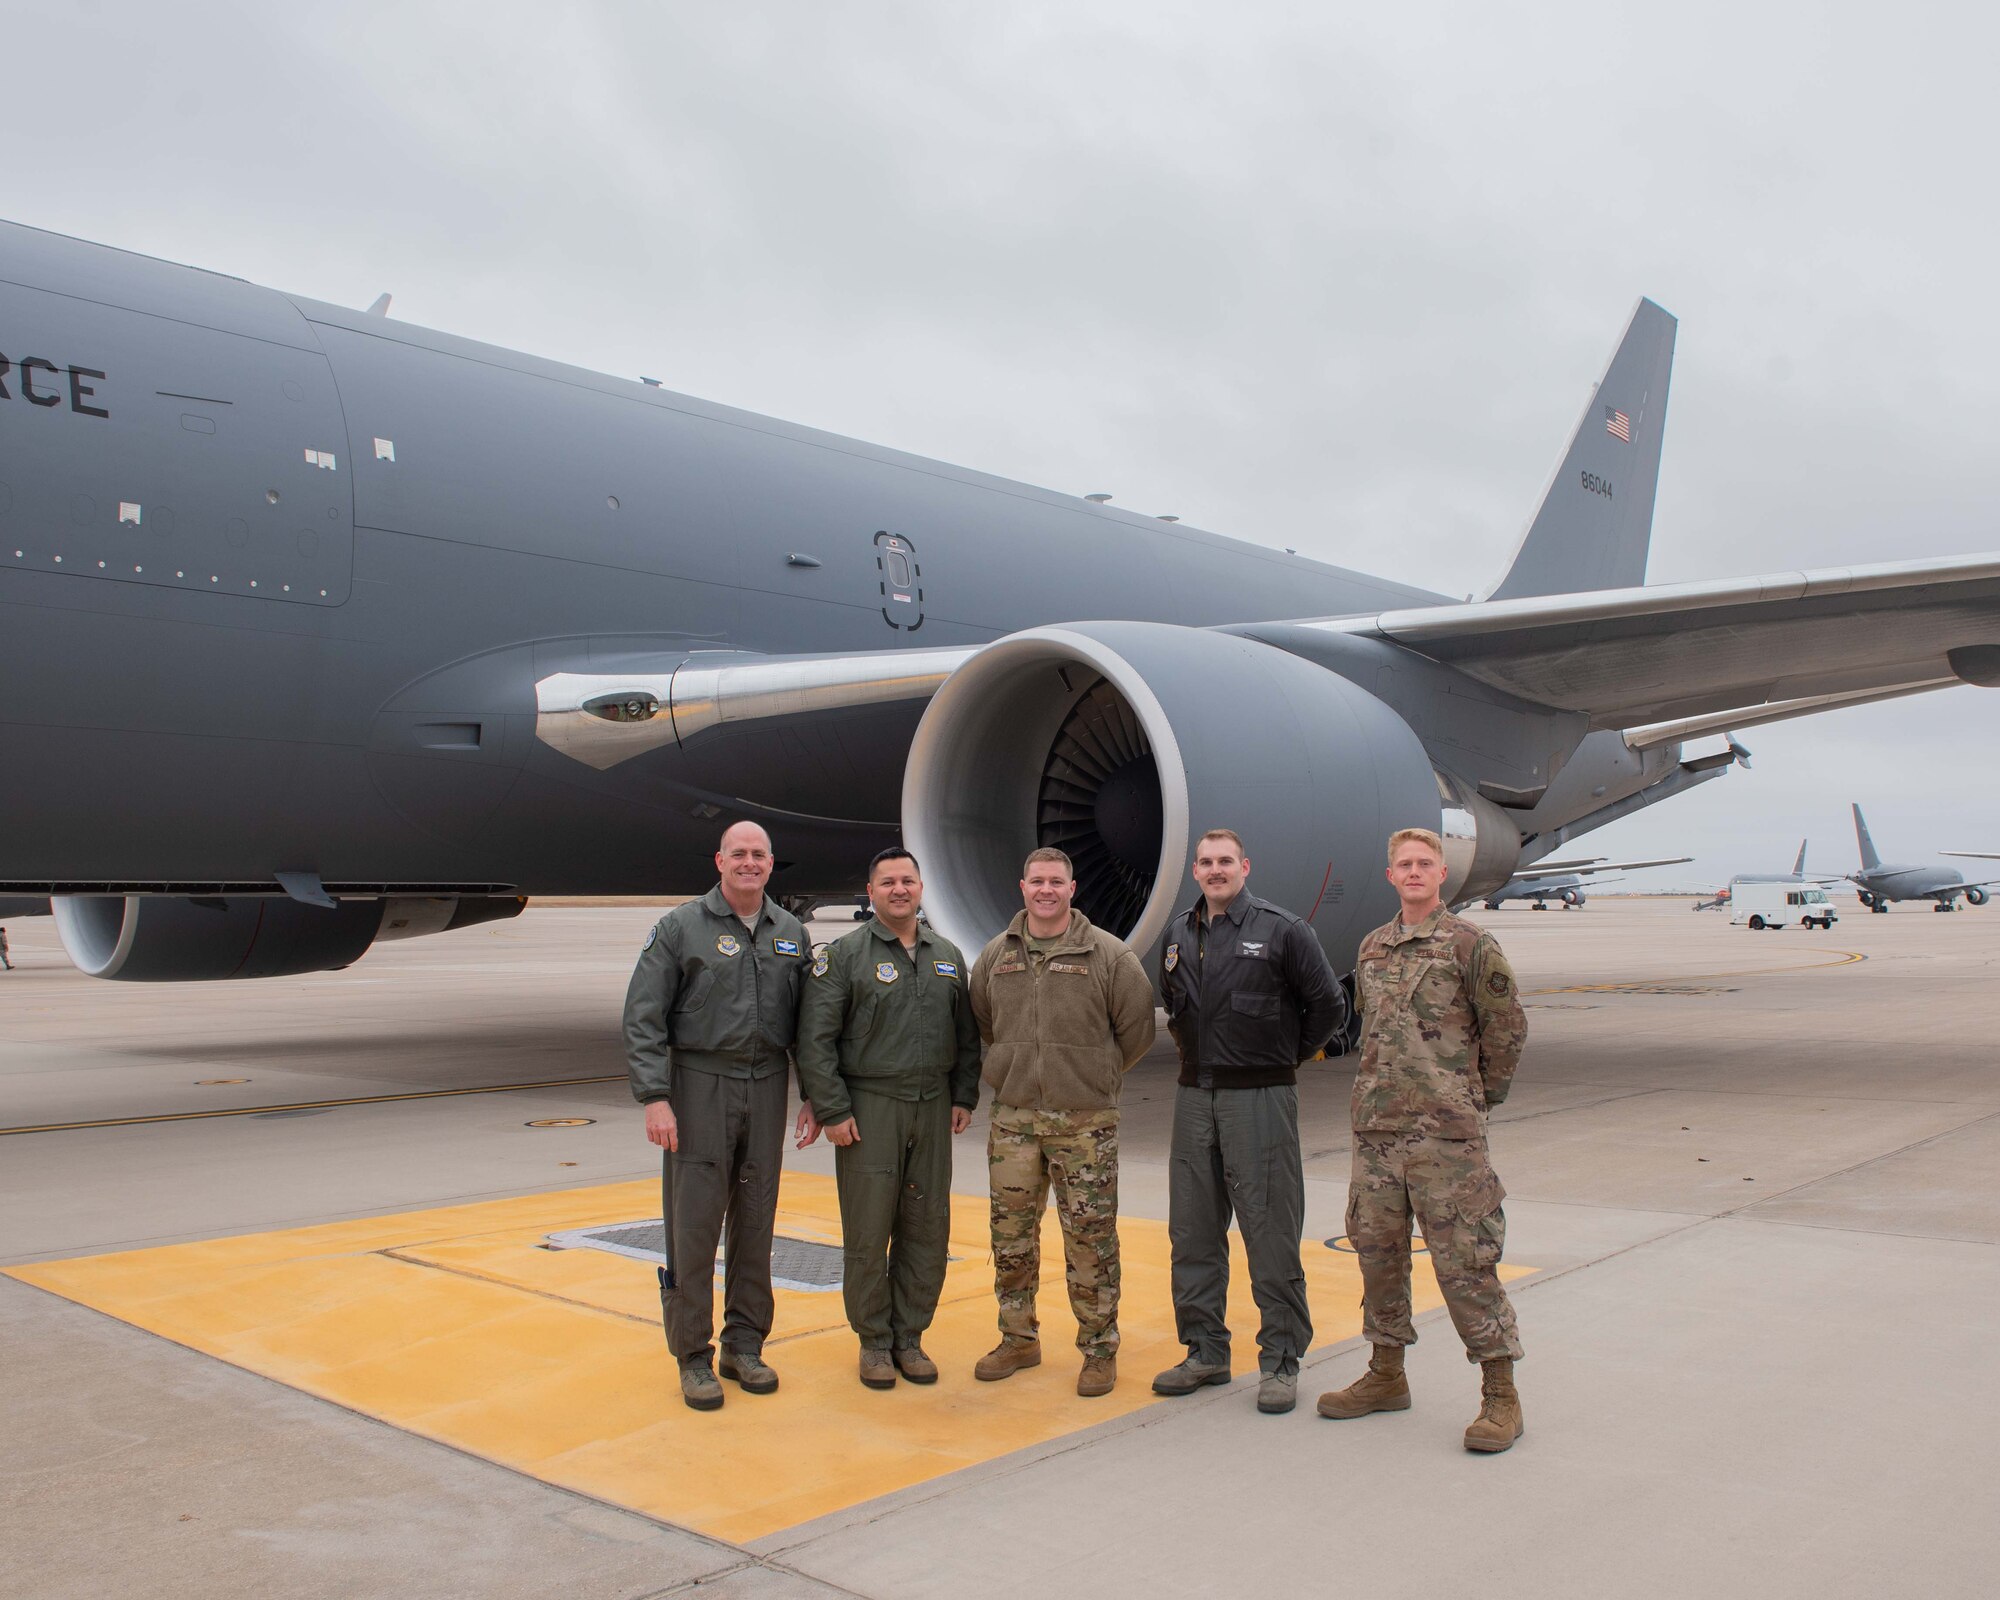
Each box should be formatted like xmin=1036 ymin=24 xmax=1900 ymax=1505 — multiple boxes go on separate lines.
xmin=1348 ymin=1130 xmax=1523 ymax=1362
xmin=988 ymin=1103 xmax=1121 ymax=1358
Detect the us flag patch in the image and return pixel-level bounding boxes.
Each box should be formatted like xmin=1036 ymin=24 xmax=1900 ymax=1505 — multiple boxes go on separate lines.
xmin=1604 ymin=406 xmax=1631 ymax=442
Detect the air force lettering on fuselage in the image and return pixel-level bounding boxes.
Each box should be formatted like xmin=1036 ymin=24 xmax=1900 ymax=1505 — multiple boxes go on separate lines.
xmin=0 ymin=351 xmax=109 ymax=418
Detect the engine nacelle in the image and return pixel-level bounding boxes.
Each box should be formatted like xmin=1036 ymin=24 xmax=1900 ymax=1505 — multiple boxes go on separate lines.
xmin=52 ymin=894 xmax=526 ymax=981
xmin=903 ymin=623 xmax=1521 ymax=971
xmin=1559 ymin=887 xmax=1584 ymax=906
xmin=1968 ymin=886 xmax=1989 ymax=906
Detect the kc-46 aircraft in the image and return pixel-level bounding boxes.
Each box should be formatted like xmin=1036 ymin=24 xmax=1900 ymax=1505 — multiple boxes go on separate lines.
xmin=1849 ymin=805 xmax=1999 ymax=912
xmin=3 ymin=220 xmax=1999 ymax=983
xmin=1481 ymin=855 xmax=1694 ymax=910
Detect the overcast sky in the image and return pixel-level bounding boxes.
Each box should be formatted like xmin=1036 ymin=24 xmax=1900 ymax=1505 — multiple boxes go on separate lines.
xmin=9 ymin=1 xmax=1996 ymax=889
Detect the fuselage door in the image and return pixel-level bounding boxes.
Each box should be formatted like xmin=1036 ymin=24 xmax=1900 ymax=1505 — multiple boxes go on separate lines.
xmin=874 ymin=530 xmax=924 ymax=631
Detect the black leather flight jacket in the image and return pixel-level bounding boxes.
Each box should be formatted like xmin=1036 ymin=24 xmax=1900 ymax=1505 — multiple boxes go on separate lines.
xmin=1159 ymin=891 xmax=1346 ymax=1089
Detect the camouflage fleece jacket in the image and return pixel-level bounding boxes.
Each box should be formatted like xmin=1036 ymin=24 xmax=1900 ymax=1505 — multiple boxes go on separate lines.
xmin=1350 ymin=906 xmax=1526 ymax=1138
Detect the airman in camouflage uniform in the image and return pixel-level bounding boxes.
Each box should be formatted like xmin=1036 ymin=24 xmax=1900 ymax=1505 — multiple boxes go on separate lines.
xmin=1318 ymin=826 xmax=1529 ymax=1452
xmin=970 ymin=848 xmax=1158 ymax=1397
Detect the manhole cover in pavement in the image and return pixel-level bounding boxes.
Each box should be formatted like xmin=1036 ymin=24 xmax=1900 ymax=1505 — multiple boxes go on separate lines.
xmin=544 ymin=1220 xmax=847 ymax=1291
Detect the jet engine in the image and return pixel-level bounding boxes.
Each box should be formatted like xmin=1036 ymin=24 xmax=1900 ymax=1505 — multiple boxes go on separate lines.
xmin=1559 ymin=887 xmax=1584 ymax=907
xmin=52 ymin=894 xmax=526 ymax=981
xmin=1967 ymin=886 xmax=1989 ymax=906
xmin=902 ymin=623 xmax=1521 ymax=970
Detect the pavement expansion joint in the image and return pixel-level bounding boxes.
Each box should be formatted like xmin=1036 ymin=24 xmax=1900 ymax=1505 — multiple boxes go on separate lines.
xmin=5 ymin=1170 xmax=1530 ymax=1544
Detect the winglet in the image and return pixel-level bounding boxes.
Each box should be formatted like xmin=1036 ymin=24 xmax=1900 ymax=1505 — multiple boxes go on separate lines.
xmin=1487 ymin=297 xmax=1677 ymax=600
xmin=366 ymin=293 xmax=393 ymax=317
xmin=1793 ymin=839 xmax=1808 ymax=876
xmin=1852 ymin=804 xmax=1882 ymax=871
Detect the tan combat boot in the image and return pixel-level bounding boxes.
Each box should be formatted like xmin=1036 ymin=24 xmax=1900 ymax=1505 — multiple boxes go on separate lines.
xmin=892 ymin=1346 xmax=939 ymax=1384
xmin=973 ymin=1338 xmax=1042 ymax=1381
xmin=858 ymin=1348 xmax=898 ymax=1390
xmin=1077 ymin=1354 xmax=1117 ymax=1397
xmin=1316 ymin=1344 xmax=1411 ymax=1419
xmin=1463 ymin=1357 xmax=1524 ymax=1453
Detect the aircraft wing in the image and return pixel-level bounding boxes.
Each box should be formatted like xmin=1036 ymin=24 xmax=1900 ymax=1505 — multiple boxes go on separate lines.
xmin=1945 ymin=852 xmax=2000 ymax=860
xmin=1302 ymin=552 xmax=2000 ymax=728
xmin=1509 ymin=855 xmax=1691 ymax=881
xmin=533 ymin=552 xmax=2000 ymax=774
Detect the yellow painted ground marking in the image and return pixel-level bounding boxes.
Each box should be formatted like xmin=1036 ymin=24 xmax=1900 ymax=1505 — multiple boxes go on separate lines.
xmin=8 ymin=1174 xmax=1531 ymax=1544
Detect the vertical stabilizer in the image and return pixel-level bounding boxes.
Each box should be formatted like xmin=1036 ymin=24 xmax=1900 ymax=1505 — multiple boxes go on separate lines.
xmin=1487 ymin=298 xmax=1677 ymax=600
xmin=1852 ymin=805 xmax=1882 ymax=871
xmin=1793 ymin=839 xmax=1808 ymax=876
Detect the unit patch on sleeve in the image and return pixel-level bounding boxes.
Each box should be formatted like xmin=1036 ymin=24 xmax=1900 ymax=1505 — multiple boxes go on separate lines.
xmin=1163 ymin=943 xmax=1179 ymax=972
xmin=811 ymin=948 xmax=830 ymax=977
xmin=643 ymin=926 xmax=658 ymax=952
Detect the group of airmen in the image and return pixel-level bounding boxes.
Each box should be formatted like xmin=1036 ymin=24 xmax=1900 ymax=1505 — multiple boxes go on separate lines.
xmin=623 ymin=819 xmax=1529 ymax=1453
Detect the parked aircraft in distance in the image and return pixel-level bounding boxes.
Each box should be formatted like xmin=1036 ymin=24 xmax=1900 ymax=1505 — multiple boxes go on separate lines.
xmin=4 ymin=218 xmax=2000 ymax=987
xmin=1850 ymin=805 xmax=2000 ymax=912
xmin=1481 ymin=855 xmax=1692 ymax=910
xmin=1733 ymin=839 xmax=1843 ymax=885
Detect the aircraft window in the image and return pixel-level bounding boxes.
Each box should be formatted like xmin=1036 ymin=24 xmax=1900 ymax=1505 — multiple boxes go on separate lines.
xmin=886 ymin=548 xmax=913 ymax=589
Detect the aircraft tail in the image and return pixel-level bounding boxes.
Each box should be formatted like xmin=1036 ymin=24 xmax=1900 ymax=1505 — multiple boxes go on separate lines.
xmin=1487 ymin=298 xmax=1677 ymax=600
xmin=1852 ymin=804 xmax=1882 ymax=871
xmin=1793 ymin=839 xmax=1808 ymax=876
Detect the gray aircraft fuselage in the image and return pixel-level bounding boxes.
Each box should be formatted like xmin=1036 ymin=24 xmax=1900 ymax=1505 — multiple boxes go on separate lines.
xmin=1848 ymin=804 xmax=1990 ymax=910
xmin=0 ymin=219 xmax=1653 ymax=911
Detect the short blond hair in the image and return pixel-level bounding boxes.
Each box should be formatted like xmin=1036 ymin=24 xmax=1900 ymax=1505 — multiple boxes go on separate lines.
xmin=1196 ymin=828 xmax=1245 ymax=854
xmin=1386 ymin=827 xmax=1444 ymax=865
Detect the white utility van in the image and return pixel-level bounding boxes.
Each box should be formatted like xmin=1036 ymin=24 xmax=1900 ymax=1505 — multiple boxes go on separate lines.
xmin=1729 ymin=882 xmax=1839 ymax=930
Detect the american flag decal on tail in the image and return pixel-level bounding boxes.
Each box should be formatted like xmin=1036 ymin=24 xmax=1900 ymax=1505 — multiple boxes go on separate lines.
xmin=1604 ymin=406 xmax=1632 ymax=442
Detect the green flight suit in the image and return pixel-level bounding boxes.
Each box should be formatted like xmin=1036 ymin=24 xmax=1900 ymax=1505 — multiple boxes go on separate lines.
xmin=623 ymin=886 xmax=808 ymax=1365
xmin=795 ymin=917 xmax=982 ymax=1350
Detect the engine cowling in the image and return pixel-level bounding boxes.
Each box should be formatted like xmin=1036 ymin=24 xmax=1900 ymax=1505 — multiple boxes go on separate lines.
xmin=52 ymin=894 xmax=526 ymax=981
xmin=1968 ymin=886 xmax=1989 ymax=906
xmin=903 ymin=623 xmax=1521 ymax=971
xmin=1559 ymin=887 xmax=1584 ymax=906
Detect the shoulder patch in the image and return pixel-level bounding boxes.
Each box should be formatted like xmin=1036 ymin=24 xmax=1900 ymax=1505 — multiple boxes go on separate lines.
xmin=642 ymin=926 xmax=659 ymax=952
xmin=1163 ymin=943 xmax=1179 ymax=972
xmin=811 ymin=948 xmax=830 ymax=977
xmin=1486 ymin=970 xmax=1513 ymax=997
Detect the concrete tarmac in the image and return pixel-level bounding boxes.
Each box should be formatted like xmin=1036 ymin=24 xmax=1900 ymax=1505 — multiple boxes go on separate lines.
xmin=3 ymin=899 xmax=1997 ymax=1597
